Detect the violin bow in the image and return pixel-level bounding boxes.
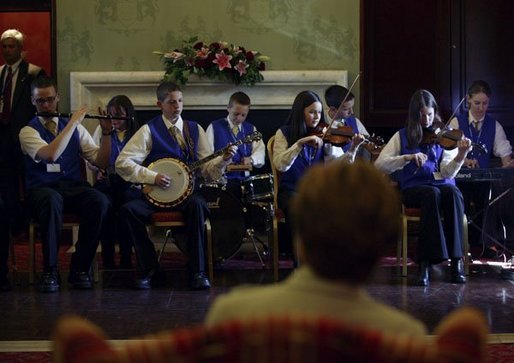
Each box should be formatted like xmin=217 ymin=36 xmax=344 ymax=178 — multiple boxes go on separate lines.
xmin=321 ymin=72 xmax=361 ymax=138
xmin=443 ymin=96 xmax=466 ymax=129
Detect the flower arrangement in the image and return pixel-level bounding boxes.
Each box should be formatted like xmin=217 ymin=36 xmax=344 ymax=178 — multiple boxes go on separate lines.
xmin=154 ymin=37 xmax=270 ymax=86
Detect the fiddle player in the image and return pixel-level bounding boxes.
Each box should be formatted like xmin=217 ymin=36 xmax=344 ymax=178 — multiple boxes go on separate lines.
xmin=449 ymin=80 xmax=514 ymax=258
xmin=273 ymin=90 xmax=364 ymax=260
xmin=115 ymin=81 xmax=237 ymax=290
xmin=206 ymin=91 xmax=265 ymax=197
xmin=375 ymin=89 xmax=472 ymax=286
xmin=19 ymin=76 xmax=112 ymax=292
xmin=324 ymin=85 xmax=370 ymax=156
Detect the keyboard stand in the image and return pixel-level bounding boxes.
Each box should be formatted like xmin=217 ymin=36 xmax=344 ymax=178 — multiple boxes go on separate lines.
xmin=468 ymin=182 xmax=514 ymax=255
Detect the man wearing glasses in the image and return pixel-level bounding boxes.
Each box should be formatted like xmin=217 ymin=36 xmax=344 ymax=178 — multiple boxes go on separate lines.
xmin=19 ymin=76 xmax=112 ymax=292
xmin=0 ymin=29 xmax=45 ymax=291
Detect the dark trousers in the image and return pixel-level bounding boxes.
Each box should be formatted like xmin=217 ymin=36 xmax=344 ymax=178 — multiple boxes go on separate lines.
xmin=26 ymin=181 xmax=110 ymax=273
xmin=117 ymin=193 xmax=209 ymax=274
xmin=94 ymin=175 xmax=141 ymax=264
xmin=402 ymin=184 xmax=465 ymax=263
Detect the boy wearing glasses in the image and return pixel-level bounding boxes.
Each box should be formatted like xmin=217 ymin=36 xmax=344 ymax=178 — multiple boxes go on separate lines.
xmin=19 ymin=76 xmax=112 ymax=292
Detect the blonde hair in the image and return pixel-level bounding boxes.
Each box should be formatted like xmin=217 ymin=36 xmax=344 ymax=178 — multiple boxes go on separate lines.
xmin=291 ymin=162 xmax=400 ymax=284
xmin=1 ymin=29 xmax=24 ymax=46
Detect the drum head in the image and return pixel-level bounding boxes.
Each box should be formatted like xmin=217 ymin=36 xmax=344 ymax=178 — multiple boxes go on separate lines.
xmin=175 ymin=185 xmax=246 ymax=261
xmin=146 ymin=158 xmax=192 ymax=207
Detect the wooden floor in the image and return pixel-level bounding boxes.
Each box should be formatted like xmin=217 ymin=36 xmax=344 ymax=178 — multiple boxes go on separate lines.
xmin=1 ymin=257 xmax=514 ymax=344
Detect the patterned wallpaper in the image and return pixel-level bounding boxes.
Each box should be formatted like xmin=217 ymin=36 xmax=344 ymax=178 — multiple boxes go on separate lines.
xmin=56 ymin=0 xmax=359 ymax=111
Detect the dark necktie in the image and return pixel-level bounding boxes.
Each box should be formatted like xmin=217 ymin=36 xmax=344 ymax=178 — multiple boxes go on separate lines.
xmin=1 ymin=66 xmax=13 ymax=124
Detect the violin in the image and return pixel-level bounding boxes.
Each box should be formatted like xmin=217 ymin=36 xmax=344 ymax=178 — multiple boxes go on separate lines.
xmin=421 ymin=121 xmax=487 ymax=154
xmin=309 ymin=122 xmax=385 ymax=149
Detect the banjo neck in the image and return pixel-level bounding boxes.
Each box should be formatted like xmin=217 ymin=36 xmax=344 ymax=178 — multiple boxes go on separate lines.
xmin=189 ymin=131 xmax=261 ymax=171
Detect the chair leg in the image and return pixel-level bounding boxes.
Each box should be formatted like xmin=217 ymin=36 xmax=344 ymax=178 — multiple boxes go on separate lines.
xmin=29 ymin=223 xmax=36 ymax=284
xmin=272 ymin=217 xmax=279 ymax=282
xmin=463 ymin=214 xmax=470 ymax=276
xmin=205 ymin=219 xmax=214 ymax=282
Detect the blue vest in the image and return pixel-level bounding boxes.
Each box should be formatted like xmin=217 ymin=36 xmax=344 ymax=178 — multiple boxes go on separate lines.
xmin=456 ymin=113 xmax=495 ymax=168
xmin=399 ymin=128 xmax=454 ymax=190
xmin=339 ymin=116 xmax=359 ymax=152
xmin=144 ymin=115 xmax=199 ymax=165
xmin=210 ymin=118 xmax=255 ymax=180
xmin=109 ymin=132 xmax=129 ymax=167
xmin=279 ymin=125 xmax=324 ymax=192
xmin=23 ymin=117 xmax=82 ymax=189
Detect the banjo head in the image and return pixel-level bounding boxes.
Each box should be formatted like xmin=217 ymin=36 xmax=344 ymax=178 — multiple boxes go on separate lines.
xmin=146 ymin=158 xmax=193 ymax=207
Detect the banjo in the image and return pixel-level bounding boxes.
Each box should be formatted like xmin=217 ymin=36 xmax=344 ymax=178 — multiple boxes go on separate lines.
xmin=144 ymin=131 xmax=262 ymax=208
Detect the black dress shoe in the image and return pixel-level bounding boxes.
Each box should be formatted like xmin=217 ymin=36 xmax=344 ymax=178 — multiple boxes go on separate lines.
xmin=0 ymin=275 xmax=12 ymax=292
xmin=39 ymin=272 xmax=60 ymax=293
xmin=190 ymin=272 xmax=211 ymax=290
xmin=134 ymin=269 xmax=166 ymax=289
xmin=416 ymin=262 xmax=430 ymax=286
xmin=450 ymin=258 xmax=466 ymax=284
xmin=68 ymin=272 xmax=93 ymax=289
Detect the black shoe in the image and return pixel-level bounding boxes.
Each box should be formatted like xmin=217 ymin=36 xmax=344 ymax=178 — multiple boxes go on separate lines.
xmin=0 ymin=275 xmax=11 ymax=292
xmin=190 ymin=272 xmax=211 ymax=290
xmin=39 ymin=272 xmax=60 ymax=293
xmin=133 ymin=269 xmax=166 ymax=289
xmin=450 ymin=258 xmax=466 ymax=284
xmin=68 ymin=272 xmax=93 ymax=289
xmin=416 ymin=262 xmax=430 ymax=286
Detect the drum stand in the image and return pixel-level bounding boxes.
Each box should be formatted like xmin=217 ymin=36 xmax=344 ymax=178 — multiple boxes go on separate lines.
xmin=243 ymin=201 xmax=273 ymax=268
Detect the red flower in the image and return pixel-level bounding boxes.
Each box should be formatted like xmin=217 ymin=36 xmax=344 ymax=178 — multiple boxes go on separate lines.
xmin=193 ymin=41 xmax=204 ymax=50
xmin=258 ymin=62 xmax=266 ymax=71
xmin=209 ymin=42 xmax=220 ymax=50
xmin=194 ymin=58 xmax=210 ymax=68
xmin=245 ymin=51 xmax=254 ymax=61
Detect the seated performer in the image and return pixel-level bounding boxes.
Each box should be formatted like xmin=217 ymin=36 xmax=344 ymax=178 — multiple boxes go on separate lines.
xmin=206 ymin=161 xmax=426 ymax=337
xmin=449 ymin=80 xmax=514 ymax=257
xmin=324 ymin=85 xmax=372 ymax=160
xmin=91 ymin=95 xmax=141 ymax=269
xmin=19 ymin=76 xmax=112 ymax=292
xmin=205 ymin=91 xmax=265 ymax=197
xmin=115 ymin=81 xmax=237 ymax=290
xmin=375 ymin=89 xmax=472 ymax=286
xmin=273 ymin=90 xmax=363 ymax=258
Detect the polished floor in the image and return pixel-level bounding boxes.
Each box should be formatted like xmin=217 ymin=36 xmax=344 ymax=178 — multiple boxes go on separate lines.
xmin=1 ymin=250 xmax=514 ymax=345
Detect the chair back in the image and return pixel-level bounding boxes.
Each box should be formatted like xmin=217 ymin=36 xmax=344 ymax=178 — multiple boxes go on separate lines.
xmin=53 ymin=308 xmax=489 ymax=363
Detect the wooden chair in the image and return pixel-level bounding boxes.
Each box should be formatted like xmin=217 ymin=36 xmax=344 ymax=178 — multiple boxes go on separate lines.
xmin=53 ymin=307 xmax=489 ymax=363
xmin=150 ymin=211 xmax=214 ymax=282
xmin=397 ymin=205 xmax=470 ymax=277
xmin=266 ymin=135 xmax=283 ymax=281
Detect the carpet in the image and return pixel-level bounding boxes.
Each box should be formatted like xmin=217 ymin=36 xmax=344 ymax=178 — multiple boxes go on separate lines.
xmin=0 ymin=343 xmax=513 ymax=362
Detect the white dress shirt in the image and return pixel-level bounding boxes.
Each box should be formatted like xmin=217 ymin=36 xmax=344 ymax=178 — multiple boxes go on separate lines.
xmin=374 ymin=130 xmax=464 ymax=179
xmin=205 ymin=117 xmax=266 ymax=167
xmin=272 ymin=129 xmax=354 ymax=172
xmin=19 ymin=117 xmax=99 ymax=163
xmin=116 ymin=114 xmax=230 ymax=185
xmin=449 ymin=112 xmax=512 ymax=159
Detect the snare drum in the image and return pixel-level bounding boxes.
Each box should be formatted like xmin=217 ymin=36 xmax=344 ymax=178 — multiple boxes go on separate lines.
xmin=241 ymin=174 xmax=274 ymax=202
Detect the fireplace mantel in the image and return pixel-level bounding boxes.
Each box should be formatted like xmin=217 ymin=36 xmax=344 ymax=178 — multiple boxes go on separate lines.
xmin=70 ymin=70 xmax=347 ymax=111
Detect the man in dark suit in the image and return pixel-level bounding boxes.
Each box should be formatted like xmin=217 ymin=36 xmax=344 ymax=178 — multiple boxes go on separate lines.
xmin=0 ymin=29 xmax=45 ymax=290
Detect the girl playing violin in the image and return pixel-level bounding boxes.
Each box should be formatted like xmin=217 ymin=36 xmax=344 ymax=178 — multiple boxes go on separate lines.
xmin=375 ymin=89 xmax=472 ymax=286
xmin=273 ymin=90 xmax=364 ymax=259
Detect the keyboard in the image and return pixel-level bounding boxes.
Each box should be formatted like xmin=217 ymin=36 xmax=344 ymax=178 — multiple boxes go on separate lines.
xmin=455 ymin=168 xmax=514 ymax=182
